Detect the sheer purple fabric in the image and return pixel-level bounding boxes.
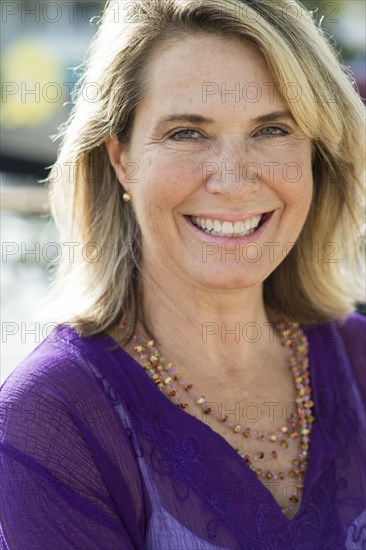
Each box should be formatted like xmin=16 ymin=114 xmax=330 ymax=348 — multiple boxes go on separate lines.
xmin=1 ymin=313 xmax=365 ymax=549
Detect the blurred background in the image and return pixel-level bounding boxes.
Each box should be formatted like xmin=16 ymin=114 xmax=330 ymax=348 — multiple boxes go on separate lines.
xmin=1 ymin=0 xmax=365 ymax=383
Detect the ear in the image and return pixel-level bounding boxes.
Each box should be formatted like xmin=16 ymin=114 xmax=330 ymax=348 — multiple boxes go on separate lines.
xmin=105 ymin=135 xmax=130 ymax=190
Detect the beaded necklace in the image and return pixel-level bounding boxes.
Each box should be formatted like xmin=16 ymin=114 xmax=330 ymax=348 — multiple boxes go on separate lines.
xmin=118 ymin=317 xmax=314 ymax=513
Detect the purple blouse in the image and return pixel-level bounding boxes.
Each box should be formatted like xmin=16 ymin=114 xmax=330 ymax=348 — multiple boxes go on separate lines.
xmin=1 ymin=313 xmax=365 ymax=549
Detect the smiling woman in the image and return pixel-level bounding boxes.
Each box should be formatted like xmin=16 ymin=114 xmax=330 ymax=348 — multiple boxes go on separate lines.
xmin=105 ymin=35 xmax=314 ymax=295
xmin=1 ymin=0 xmax=365 ymax=549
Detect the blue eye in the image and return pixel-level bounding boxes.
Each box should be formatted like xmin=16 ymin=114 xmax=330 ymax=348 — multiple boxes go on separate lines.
xmin=169 ymin=129 xmax=201 ymax=141
xmin=258 ymin=126 xmax=289 ymax=138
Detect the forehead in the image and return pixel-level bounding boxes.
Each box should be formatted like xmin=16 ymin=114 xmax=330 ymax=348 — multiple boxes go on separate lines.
xmin=138 ymin=34 xmax=285 ymax=117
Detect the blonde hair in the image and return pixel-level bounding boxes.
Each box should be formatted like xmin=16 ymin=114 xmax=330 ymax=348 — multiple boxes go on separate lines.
xmin=45 ymin=0 xmax=365 ymax=341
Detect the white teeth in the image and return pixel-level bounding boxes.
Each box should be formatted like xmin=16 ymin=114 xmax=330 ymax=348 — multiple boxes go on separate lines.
xmin=233 ymin=221 xmax=245 ymax=233
xmin=190 ymin=214 xmax=263 ymax=237
xmin=221 ymin=221 xmax=233 ymax=234
xmin=213 ymin=220 xmax=222 ymax=232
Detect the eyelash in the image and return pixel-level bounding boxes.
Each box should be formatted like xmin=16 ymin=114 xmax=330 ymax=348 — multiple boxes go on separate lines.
xmin=169 ymin=129 xmax=202 ymax=141
xmin=169 ymin=126 xmax=290 ymax=141
xmin=257 ymin=126 xmax=290 ymax=139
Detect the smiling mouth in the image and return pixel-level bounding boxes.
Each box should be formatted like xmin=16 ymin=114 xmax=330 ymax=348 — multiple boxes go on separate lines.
xmin=186 ymin=212 xmax=272 ymax=238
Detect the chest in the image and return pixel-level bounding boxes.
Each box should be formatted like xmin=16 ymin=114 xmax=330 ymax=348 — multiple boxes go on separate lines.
xmin=184 ymin=373 xmax=304 ymax=519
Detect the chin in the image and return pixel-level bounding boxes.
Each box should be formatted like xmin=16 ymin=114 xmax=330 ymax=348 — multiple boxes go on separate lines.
xmin=187 ymin=263 xmax=266 ymax=290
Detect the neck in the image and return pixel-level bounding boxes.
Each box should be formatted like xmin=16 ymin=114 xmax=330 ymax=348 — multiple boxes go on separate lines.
xmin=136 ymin=265 xmax=281 ymax=378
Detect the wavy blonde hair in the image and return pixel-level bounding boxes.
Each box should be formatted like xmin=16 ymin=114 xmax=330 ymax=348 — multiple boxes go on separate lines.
xmin=45 ymin=0 xmax=365 ymax=341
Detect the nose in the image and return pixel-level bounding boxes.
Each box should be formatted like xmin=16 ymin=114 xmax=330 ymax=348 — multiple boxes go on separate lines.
xmin=203 ymin=140 xmax=261 ymax=197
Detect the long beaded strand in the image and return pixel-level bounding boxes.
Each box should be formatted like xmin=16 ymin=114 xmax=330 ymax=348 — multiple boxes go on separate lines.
xmin=118 ymin=317 xmax=314 ymax=512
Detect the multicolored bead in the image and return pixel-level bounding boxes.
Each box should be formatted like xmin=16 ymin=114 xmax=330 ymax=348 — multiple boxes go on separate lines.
xmin=121 ymin=314 xmax=314 ymax=514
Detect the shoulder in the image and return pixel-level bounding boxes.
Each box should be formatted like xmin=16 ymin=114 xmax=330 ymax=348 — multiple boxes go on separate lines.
xmin=0 ymin=324 xmax=148 ymax=443
xmin=304 ymin=311 xmax=365 ymax=350
xmin=333 ymin=312 xmax=365 ymax=362
xmin=1 ymin=325 xmax=100 ymax=403
xmin=0 ymin=325 xmax=128 ymax=438
xmin=335 ymin=311 xmax=366 ymax=336
xmin=0 ymin=324 xmax=141 ymax=481
xmin=334 ymin=312 xmax=366 ymax=393
xmin=308 ymin=312 xmax=366 ymax=401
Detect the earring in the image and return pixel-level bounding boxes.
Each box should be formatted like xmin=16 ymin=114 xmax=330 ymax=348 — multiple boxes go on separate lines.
xmin=123 ymin=192 xmax=132 ymax=202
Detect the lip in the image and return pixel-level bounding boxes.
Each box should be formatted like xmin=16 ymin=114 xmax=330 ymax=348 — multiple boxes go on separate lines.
xmin=183 ymin=210 xmax=276 ymax=246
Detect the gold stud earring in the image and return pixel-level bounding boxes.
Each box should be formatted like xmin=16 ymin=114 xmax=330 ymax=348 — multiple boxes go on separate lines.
xmin=123 ymin=192 xmax=132 ymax=202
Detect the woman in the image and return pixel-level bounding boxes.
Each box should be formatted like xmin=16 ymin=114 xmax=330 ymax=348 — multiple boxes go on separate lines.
xmin=1 ymin=0 xmax=365 ymax=548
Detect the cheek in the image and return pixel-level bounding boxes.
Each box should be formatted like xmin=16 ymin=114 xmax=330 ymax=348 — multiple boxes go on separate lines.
xmin=262 ymin=148 xmax=313 ymax=206
xmin=279 ymin=168 xmax=313 ymax=207
xmin=140 ymin=156 xmax=202 ymax=209
xmin=252 ymin=138 xmax=311 ymax=176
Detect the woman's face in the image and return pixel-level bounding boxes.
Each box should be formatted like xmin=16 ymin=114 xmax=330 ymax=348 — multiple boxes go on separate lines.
xmin=107 ymin=35 xmax=313 ymax=290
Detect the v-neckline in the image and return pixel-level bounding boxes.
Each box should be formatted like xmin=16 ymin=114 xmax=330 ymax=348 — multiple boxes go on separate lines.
xmin=98 ymin=326 xmax=337 ymax=526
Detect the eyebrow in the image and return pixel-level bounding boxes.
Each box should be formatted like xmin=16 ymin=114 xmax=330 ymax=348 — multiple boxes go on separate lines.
xmin=156 ymin=114 xmax=215 ymax=127
xmin=254 ymin=110 xmax=295 ymax=123
xmin=155 ymin=110 xmax=295 ymax=129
